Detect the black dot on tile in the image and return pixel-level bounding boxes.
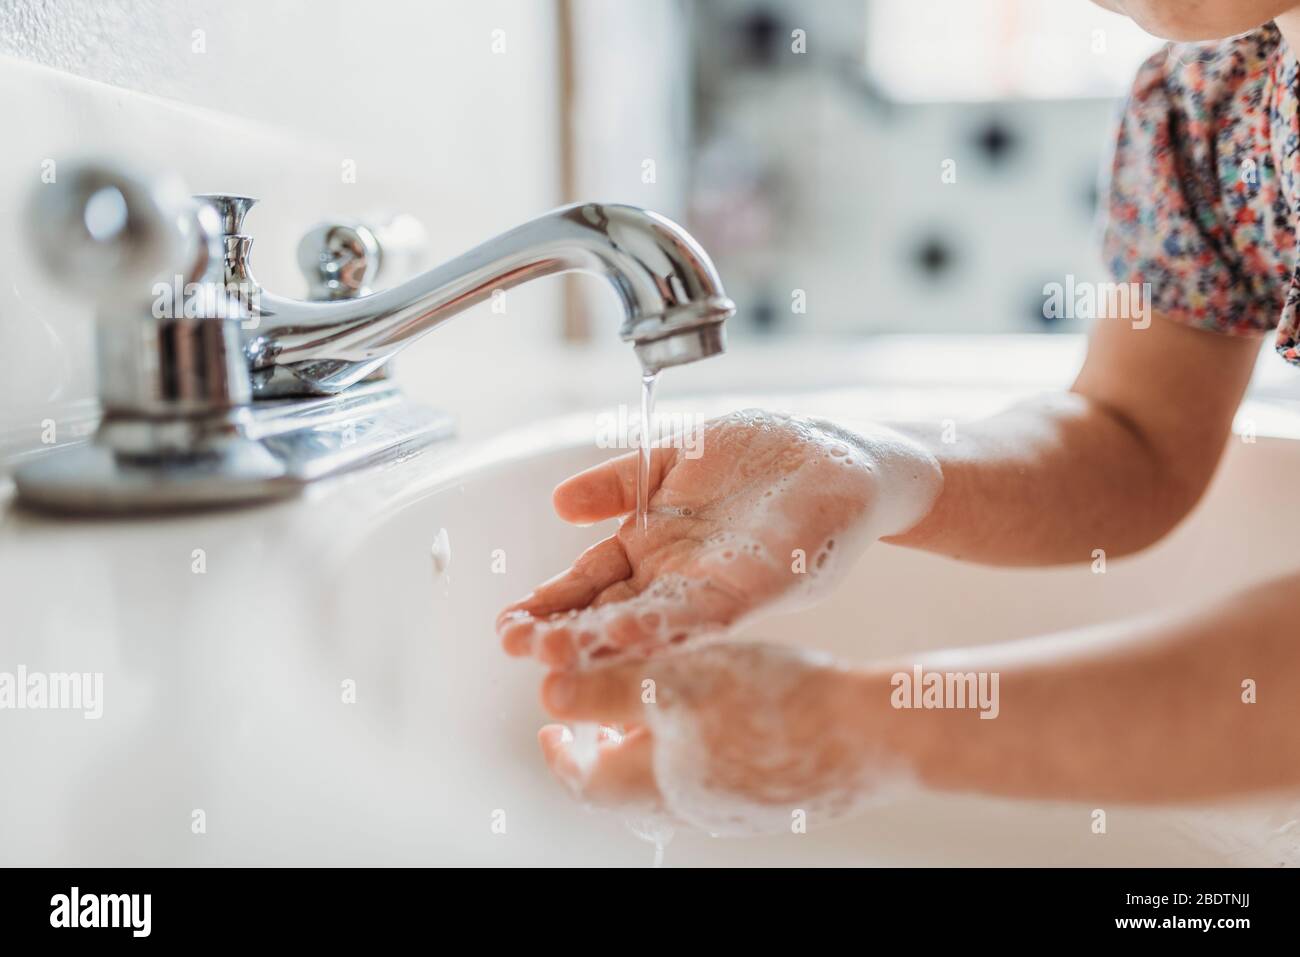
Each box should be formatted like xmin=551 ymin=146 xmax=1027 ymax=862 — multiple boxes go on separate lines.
xmin=738 ymin=9 xmax=782 ymax=67
xmin=1081 ymin=178 xmax=1100 ymax=218
xmin=913 ymin=236 xmax=955 ymax=278
xmin=972 ymin=118 xmax=1019 ymax=167
xmin=751 ymin=295 xmax=778 ymax=331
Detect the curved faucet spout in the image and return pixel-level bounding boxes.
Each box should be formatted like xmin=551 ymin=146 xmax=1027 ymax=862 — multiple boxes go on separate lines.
xmin=243 ymin=202 xmax=735 ymax=396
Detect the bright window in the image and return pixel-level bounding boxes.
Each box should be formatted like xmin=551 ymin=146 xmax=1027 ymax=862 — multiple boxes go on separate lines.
xmin=867 ymin=0 xmax=1164 ymax=101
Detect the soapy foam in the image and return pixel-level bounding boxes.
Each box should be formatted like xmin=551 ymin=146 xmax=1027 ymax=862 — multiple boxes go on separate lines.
xmin=569 ymin=721 xmax=600 ymax=780
xmin=641 ymin=644 xmax=916 ymax=836
xmin=524 ymin=572 xmax=731 ymax=666
xmin=703 ymin=410 xmax=939 ymax=543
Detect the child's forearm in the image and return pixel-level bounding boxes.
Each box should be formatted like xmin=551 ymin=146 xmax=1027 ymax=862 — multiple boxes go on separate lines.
xmin=882 ymin=393 xmax=1178 ymax=564
xmin=880 ymin=314 xmax=1259 ymax=566
xmin=856 ymin=571 xmax=1300 ymax=803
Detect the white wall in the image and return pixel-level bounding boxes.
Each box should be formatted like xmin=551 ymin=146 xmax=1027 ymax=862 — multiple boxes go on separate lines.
xmin=0 ymin=0 xmax=561 ymax=460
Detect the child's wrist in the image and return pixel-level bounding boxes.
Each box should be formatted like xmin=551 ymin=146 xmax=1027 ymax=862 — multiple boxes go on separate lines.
xmin=843 ymin=664 xmax=975 ymax=795
xmin=843 ymin=421 xmax=944 ymax=539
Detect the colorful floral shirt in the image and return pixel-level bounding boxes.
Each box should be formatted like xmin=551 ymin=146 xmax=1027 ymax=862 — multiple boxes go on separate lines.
xmin=1104 ymin=22 xmax=1300 ymax=363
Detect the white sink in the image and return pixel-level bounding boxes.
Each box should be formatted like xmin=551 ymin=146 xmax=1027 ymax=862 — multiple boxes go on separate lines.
xmin=3 ymin=387 xmax=1300 ymax=866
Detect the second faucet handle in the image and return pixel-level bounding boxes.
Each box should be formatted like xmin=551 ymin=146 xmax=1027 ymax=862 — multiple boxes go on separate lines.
xmin=296 ymin=214 xmax=429 ymax=301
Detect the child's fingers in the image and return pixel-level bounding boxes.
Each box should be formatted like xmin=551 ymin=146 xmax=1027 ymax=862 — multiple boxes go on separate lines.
xmin=524 ymin=580 xmax=739 ymax=666
xmin=551 ymin=445 xmax=679 ymax=525
xmin=541 ymin=660 xmax=649 ymax=723
xmin=538 ymin=724 xmax=659 ymax=806
xmin=503 ymin=547 xmax=751 ymax=667
xmin=497 ymin=536 xmax=634 ymax=657
xmin=537 ymin=626 xmax=579 ymax=668
xmin=497 ymin=536 xmax=631 ymax=623
xmin=601 ymin=586 xmax=737 ymax=650
xmin=500 ymin=619 xmax=581 ymax=666
xmin=499 ymin=617 xmax=536 ymax=656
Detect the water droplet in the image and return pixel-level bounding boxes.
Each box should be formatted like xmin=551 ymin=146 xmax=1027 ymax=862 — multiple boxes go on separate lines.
xmin=429 ymin=527 xmax=452 ymax=575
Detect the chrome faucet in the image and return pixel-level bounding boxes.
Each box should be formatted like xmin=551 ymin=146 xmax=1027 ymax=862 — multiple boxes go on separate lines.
xmin=14 ymin=162 xmax=734 ymax=513
xmin=243 ymin=200 xmax=733 ymax=397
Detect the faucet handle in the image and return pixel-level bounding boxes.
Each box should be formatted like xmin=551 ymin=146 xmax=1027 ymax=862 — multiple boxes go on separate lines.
xmin=296 ymin=213 xmax=429 ymax=301
xmin=296 ymin=221 xmax=380 ymax=301
xmin=27 ymin=162 xmax=215 ymax=301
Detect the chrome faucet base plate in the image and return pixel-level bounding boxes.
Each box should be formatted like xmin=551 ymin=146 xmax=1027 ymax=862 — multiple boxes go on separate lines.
xmin=13 ymin=384 xmax=454 ymax=514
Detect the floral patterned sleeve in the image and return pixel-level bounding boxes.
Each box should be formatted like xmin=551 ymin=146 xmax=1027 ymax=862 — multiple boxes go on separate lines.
xmin=1102 ymin=25 xmax=1300 ymax=364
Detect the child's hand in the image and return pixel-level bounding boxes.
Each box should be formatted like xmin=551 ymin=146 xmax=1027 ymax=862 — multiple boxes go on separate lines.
xmin=497 ymin=409 xmax=940 ymax=667
xmin=536 ymin=643 xmax=902 ymax=834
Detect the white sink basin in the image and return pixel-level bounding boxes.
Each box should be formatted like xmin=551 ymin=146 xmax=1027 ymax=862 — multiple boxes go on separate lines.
xmin=3 ymin=387 xmax=1300 ymax=866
